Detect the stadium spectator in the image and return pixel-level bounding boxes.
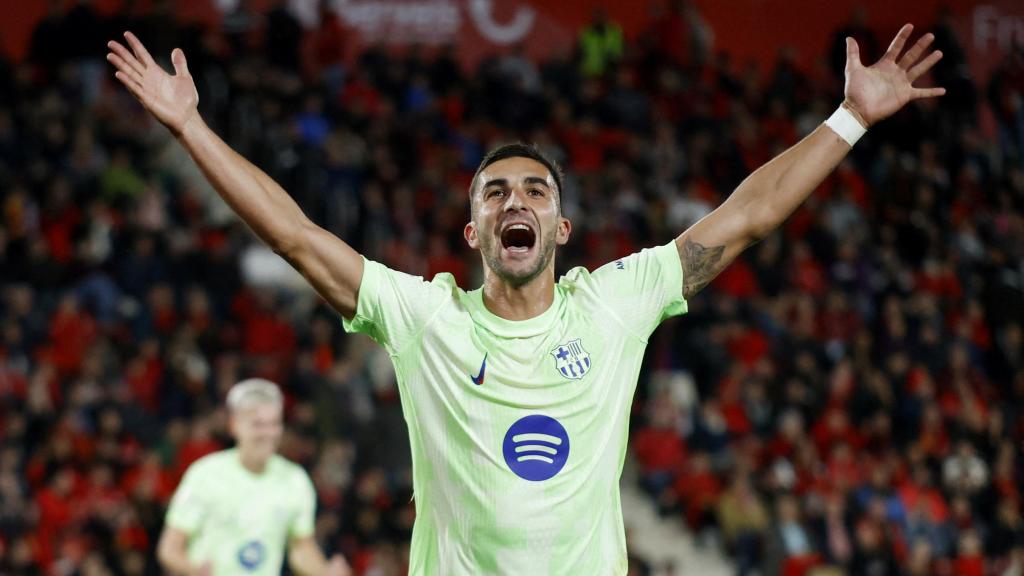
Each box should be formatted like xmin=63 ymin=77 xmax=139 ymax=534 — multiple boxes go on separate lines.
xmin=578 ymin=8 xmax=623 ymax=78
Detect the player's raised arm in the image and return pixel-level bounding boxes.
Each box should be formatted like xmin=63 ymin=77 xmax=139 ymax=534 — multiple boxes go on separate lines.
xmin=106 ymin=32 xmax=364 ymax=318
xmin=673 ymin=24 xmax=945 ymax=299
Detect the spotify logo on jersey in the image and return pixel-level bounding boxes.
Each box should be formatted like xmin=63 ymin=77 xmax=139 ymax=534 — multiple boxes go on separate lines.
xmin=502 ymin=415 xmax=570 ymax=481
xmin=237 ymin=540 xmax=266 ymax=571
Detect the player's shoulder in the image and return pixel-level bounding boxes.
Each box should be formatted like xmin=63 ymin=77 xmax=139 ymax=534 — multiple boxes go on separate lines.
xmin=586 ymin=244 xmax=679 ymax=280
xmin=267 ymin=456 xmax=316 ymax=501
xmin=369 ymin=260 xmax=466 ymax=314
xmin=558 ymin=265 xmax=594 ymax=290
xmin=558 ymin=244 xmax=680 ymax=297
xmin=554 ymin=265 xmax=606 ymax=312
xmin=371 ymin=259 xmax=462 ymax=295
xmin=427 ymin=270 xmax=464 ymax=297
xmin=557 ymin=255 xmax=631 ymax=293
xmin=269 ymin=453 xmax=305 ymax=474
xmin=269 ymin=454 xmax=313 ymax=484
xmin=417 ymin=269 xmax=472 ymax=324
xmin=183 ymin=449 xmax=236 ymax=478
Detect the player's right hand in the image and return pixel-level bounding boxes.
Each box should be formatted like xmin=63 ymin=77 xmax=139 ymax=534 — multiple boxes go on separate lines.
xmin=106 ymin=31 xmax=200 ymax=137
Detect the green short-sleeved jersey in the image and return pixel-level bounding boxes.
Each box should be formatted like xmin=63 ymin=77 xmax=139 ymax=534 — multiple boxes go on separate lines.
xmin=343 ymin=242 xmax=687 ymax=575
xmin=165 ymin=449 xmax=316 ymax=575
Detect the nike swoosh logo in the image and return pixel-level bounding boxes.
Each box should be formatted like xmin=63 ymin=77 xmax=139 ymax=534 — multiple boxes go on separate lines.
xmin=470 ymin=354 xmax=488 ymax=385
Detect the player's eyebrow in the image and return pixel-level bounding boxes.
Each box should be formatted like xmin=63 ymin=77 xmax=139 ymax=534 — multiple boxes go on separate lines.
xmin=523 ymin=176 xmax=551 ymax=189
xmin=482 ymin=176 xmax=551 ymax=189
xmin=482 ymin=178 xmax=508 ymax=190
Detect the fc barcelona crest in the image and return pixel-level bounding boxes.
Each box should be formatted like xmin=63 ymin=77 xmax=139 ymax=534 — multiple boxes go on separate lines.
xmin=551 ymin=339 xmax=592 ymax=380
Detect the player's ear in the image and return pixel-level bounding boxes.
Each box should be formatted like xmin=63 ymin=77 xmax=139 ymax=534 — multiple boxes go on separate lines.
xmin=464 ymin=221 xmax=479 ymax=249
xmin=556 ymin=216 xmax=571 ymax=246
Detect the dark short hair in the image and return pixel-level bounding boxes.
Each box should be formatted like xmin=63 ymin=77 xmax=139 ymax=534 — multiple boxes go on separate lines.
xmin=471 ymin=143 xmax=565 ymax=205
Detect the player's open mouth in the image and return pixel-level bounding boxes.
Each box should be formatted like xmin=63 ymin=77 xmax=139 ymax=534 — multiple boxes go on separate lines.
xmin=500 ymin=222 xmax=537 ymax=256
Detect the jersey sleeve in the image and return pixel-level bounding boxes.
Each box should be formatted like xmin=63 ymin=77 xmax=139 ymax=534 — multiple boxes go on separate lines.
xmin=164 ymin=462 xmax=207 ymax=536
xmin=590 ymin=242 xmax=688 ymax=339
xmin=342 ymin=258 xmax=454 ymax=355
xmin=288 ymin=470 xmax=317 ymax=540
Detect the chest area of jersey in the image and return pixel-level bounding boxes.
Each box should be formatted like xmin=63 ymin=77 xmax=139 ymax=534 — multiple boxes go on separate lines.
xmin=203 ymin=477 xmax=296 ymax=535
xmin=412 ymin=317 xmax=638 ymax=483
xmin=415 ymin=313 xmax=632 ymax=412
xmin=471 ymin=333 xmax=599 ymax=386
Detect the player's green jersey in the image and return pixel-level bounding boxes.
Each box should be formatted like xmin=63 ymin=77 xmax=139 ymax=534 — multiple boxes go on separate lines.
xmin=164 ymin=449 xmax=316 ymax=575
xmin=343 ymin=242 xmax=687 ymax=575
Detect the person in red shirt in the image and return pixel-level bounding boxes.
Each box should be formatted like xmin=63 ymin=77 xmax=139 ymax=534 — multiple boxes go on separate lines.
xmin=953 ymin=530 xmax=985 ymax=576
xmin=172 ymin=419 xmax=222 ymax=481
xmin=306 ymin=0 xmax=346 ymax=94
xmin=634 ymin=391 xmax=687 ymax=500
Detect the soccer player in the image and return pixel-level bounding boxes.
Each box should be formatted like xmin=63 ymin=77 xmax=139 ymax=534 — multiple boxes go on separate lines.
xmin=108 ymin=24 xmax=944 ymax=574
xmin=157 ymin=379 xmax=350 ymax=576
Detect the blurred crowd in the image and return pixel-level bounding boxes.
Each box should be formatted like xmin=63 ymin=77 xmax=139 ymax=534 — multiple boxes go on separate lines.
xmin=0 ymin=0 xmax=1022 ymax=575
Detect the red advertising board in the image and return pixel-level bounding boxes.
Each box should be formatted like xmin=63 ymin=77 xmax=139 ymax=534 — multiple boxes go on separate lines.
xmin=3 ymin=0 xmax=1020 ymax=85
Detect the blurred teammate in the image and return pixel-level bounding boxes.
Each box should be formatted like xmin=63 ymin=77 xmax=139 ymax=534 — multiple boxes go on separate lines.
xmin=109 ymin=24 xmax=943 ymax=574
xmin=157 ymin=379 xmax=350 ymax=576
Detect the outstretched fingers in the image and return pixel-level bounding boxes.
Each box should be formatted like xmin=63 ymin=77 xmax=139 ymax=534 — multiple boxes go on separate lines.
xmin=908 ymin=50 xmax=943 ymax=83
xmin=107 ymin=41 xmax=145 ymax=76
xmin=114 ymin=70 xmax=146 ymax=102
xmin=912 ymin=86 xmax=946 ymax=100
xmin=123 ymin=31 xmax=155 ymax=67
xmin=898 ymin=33 xmax=934 ymax=70
xmin=107 ymin=53 xmax=143 ymax=86
xmin=883 ymin=23 xmax=914 ymax=62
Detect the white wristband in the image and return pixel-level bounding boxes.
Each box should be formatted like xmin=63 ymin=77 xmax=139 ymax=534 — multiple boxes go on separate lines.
xmin=824 ymin=105 xmax=867 ymax=147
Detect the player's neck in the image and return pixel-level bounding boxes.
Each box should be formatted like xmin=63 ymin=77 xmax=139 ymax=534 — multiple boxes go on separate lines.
xmin=237 ymin=450 xmax=270 ymax=475
xmin=481 ymin=270 xmax=556 ymax=321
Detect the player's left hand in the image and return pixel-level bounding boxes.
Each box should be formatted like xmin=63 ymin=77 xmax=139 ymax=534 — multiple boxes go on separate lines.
xmin=843 ymin=23 xmax=946 ymax=128
xmin=324 ymin=554 xmax=352 ymax=576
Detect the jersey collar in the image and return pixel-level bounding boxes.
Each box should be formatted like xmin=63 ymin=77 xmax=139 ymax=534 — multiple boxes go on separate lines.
xmin=466 ymin=284 xmax=564 ymax=338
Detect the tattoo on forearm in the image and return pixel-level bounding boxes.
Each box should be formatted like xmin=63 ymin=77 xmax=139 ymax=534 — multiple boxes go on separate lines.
xmin=680 ymin=238 xmax=726 ymax=299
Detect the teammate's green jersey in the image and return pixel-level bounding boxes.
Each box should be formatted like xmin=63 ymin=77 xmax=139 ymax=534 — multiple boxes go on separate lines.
xmin=164 ymin=448 xmax=316 ymax=575
xmin=343 ymin=242 xmax=687 ymax=574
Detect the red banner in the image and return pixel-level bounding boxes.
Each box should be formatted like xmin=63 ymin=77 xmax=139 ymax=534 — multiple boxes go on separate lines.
xmin=3 ymin=0 xmax=1020 ymax=85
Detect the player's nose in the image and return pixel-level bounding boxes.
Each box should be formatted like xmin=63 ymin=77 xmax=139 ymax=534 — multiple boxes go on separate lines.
xmin=503 ymin=186 xmax=527 ymax=211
